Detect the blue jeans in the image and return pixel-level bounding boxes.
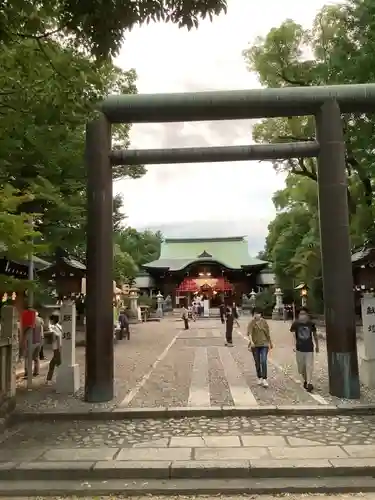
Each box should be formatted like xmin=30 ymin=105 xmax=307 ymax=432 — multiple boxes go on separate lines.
xmin=251 ymin=346 xmax=269 ymax=379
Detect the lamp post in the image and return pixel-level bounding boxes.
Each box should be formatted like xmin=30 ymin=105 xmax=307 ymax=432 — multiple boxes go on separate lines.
xmin=301 ymin=287 xmax=308 ymax=308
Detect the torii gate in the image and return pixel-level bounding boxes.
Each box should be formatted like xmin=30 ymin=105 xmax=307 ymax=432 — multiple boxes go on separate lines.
xmin=84 ymin=83 xmax=375 ymax=402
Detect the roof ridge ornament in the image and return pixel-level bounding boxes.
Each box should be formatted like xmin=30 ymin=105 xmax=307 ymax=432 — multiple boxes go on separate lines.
xmin=198 ymin=250 xmax=212 ymax=258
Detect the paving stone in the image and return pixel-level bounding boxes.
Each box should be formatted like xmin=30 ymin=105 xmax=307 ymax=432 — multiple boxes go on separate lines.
xmin=93 ymin=460 xmax=170 ymax=478
xmin=116 ymin=447 xmax=192 ymax=461
xmin=170 ymin=460 xmax=250 ymax=478
xmin=202 ymin=436 xmax=241 ymax=447
xmin=17 ymin=461 xmax=94 ymax=470
xmin=0 ymin=449 xmax=46 ymax=462
xmin=42 ymin=447 xmax=118 ymax=461
xmin=287 ymin=437 xmax=322 ymax=446
xmin=269 ymin=445 xmax=347 ymax=460
xmin=330 ymin=458 xmax=375 ymax=468
xmin=169 ymin=436 xmax=205 ymax=447
xmin=133 ymin=438 xmax=169 ymax=448
xmin=0 ymin=462 xmax=16 ymax=470
xmin=195 ymin=447 xmax=268 ymax=460
xmin=241 ymin=435 xmax=286 ymax=447
xmin=343 ymin=445 xmax=375 ymax=458
xmin=250 ymin=459 xmax=332 ymax=469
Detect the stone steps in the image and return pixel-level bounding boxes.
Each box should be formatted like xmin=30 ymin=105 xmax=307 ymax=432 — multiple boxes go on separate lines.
xmin=1 ymin=476 xmax=375 ymax=497
xmin=2 ymin=457 xmax=375 ymax=481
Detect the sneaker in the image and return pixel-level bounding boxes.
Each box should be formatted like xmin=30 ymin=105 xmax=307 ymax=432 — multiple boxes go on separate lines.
xmin=45 ymin=380 xmax=52 ymax=386
xmin=262 ymin=379 xmax=269 ymax=388
xmin=257 ymin=378 xmax=263 ymax=386
xmin=303 ymin=381 xmax=308 ymax=390
xmin=306 ymin=383 xmax=314 ymax=393
xmin=227 ymin=342 xmax=233 ymax=347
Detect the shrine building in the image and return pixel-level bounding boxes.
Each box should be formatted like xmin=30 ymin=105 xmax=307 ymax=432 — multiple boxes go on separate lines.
xmin=142 ymin=236 xmax=272 ymax=307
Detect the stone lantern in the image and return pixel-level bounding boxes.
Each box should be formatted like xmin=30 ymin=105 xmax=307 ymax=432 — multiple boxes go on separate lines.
xmin=295 ymin=283 xmax=308 ymax=308
xmin=272 ymin=287 xmax=283 ymax=320
xmin=129 ymin=286 xmax=140 ymax=316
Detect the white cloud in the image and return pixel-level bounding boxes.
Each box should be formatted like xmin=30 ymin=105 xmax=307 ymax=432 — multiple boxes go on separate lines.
xmin=114 ymin=0 xmax=339 ymax=250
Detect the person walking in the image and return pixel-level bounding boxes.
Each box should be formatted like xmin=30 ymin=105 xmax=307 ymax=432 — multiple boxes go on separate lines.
xmin=290 ymin=307 xmax=319 ymax=392
xmin=219 ymin=303 xmax=225 ymax=324
xmin=181 ymin=305 xmax=189 ymax=330
xmin=46 ymin=313 xmax=63 ymax=385
xmin=37 ymin=313 xmax=46 ymax=360
xmin=23 ymin=311 xmax=43 ymax=378
xmin=247 ymin=308 xmax=273 ymax=387
xmin=118 ymin=309 xmax=130 ymax=340
xmin=225 ymin=305 xmax=234 ymax=347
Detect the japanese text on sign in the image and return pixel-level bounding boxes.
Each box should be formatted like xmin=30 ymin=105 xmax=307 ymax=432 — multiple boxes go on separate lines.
xmin=63 ymin=314 xmax=72 ymax=322
xmin=63 ymin=331 xmax=72 ymax=340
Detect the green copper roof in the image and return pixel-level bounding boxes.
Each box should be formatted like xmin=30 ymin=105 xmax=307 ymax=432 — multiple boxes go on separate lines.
xmin=144 ymin=237 xmax=267 ymax=271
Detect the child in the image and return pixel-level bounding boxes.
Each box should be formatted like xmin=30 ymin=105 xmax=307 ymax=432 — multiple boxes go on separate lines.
xmin=247 ymin=308 xmax=273 ymax=387
xmin=46 ymin=313 xmax=62 ymax=385
xmin=290 ymin=307 xmax=319 ymax=392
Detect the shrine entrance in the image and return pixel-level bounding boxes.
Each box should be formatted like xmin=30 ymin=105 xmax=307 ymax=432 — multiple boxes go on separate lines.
xmin=85 ymin=83 xmax=375 ymax=402
xmin=176 ymin=276 xmax=233 ymax=308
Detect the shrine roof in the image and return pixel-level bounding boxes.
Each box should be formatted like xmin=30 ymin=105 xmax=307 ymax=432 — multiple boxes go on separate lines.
xmin=144 ymin=236 xmax=268 ymax=271
xmin=0 ymin=242 xmax=49 ymax=269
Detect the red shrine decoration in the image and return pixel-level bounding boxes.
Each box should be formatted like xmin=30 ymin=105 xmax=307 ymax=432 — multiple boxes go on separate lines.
xmin=21 ymin=309 xmax=37 ymax=329
xmin=176 ymin=277 xmax=233 ymax=293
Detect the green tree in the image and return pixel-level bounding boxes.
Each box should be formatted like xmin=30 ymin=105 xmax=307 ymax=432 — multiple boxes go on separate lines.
xmin=244 ymin=0 xmax=375 ymax=309
xmin=243 ymin=3 xmax=375 ymax=242
xmin=113 ymin=244 xmax=138 ymax=285
xmin=115 ymin=228 xmax=162 ymax=267
xmin=1 ymin=0 xmax=228 ymax=59
xmin=0 ymin=38 xmax=143 ymax=258
xmin=0 ymin=185 xmax=42 ymax=290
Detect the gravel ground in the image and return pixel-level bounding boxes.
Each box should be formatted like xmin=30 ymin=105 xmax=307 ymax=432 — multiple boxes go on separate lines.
xmin=3 ymin=413 xmax=375 ymax=449
xmin=14 ymin=322 xmax=179 ymax=413
xmin=11 ymin=317 xmax=375 ymax=413
xmin=129 ymin=339 xmax=194 ymax=408
xmin=260 ymin=319 xmax=373 ymax=405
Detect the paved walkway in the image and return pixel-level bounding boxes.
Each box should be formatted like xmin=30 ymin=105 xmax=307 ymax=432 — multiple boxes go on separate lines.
xmin=12 ymin=317 xmax=374 ymax=413
xmin=2 ymin=495 xmax=374 ymax=499
xmin=3 ymin=412 xmax=375 ymax=480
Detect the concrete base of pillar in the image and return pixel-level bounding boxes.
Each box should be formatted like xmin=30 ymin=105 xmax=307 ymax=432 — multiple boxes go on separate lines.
xmin=56 ymin=364 xmax=80 ymax=394
xmin=360 ymin=357 xmax=375 ymax=388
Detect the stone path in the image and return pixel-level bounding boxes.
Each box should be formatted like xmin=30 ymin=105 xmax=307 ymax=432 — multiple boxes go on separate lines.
xmin=3 ymin=414 xmax=375 ymax=449
xmin=13 ymin=317 xmax=375 ymax=414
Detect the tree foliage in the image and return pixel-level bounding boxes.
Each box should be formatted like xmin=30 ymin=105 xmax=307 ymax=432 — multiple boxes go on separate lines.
xmin=1 ymin=0 xmax=228 ymax=59
xmin=0 ymin=4 xmax=169 ymax=289
xmin=113 ymin=228 xmax=163 ymax=284
xmin=244 ymin=0 xmax=375 ymax=309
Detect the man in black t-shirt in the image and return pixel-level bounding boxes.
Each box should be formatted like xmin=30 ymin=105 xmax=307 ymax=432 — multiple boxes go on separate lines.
xmin=290 ymin=307 xmax=319 ymax=392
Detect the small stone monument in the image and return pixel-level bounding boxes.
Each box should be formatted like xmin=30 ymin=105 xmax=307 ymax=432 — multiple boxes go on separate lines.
xmin=156 ymin=292 xmax=164 ymax=318
xmin=272 ymin=288 xmax=283 ymax=320
xmin=56 ymin=300 xmax=80 ymax=394
xmin=0 ymin=305 xmax=18 ymax=398
xmin=360 ymin=291 xmax=375 ymax=387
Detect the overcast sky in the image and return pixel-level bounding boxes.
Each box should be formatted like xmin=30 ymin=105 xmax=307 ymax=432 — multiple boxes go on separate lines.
xmin=114 ymin=0 xmax=338 ymax=254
